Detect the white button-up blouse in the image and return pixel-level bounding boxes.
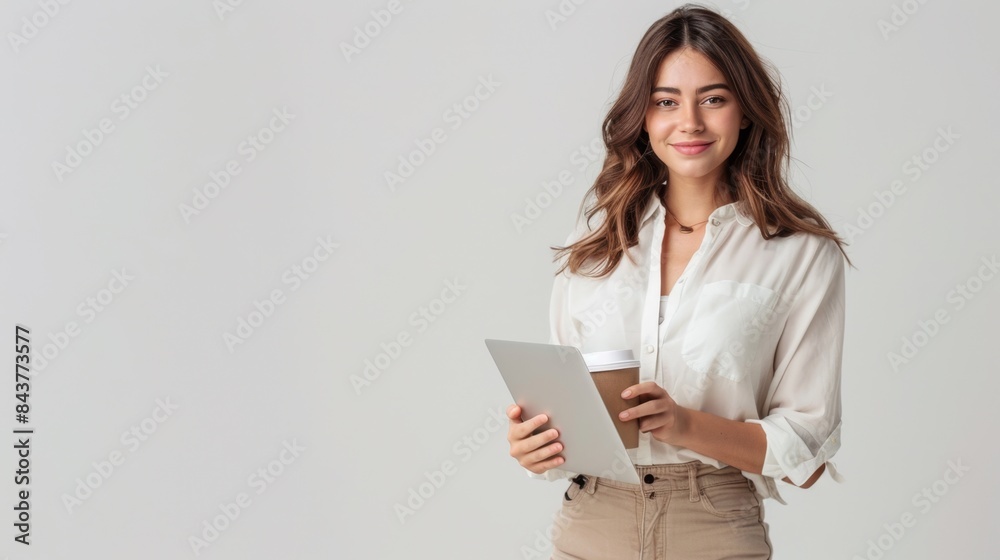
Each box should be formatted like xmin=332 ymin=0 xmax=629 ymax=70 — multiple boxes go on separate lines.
xmin=525 ymin=189 xmax=846 ymax=504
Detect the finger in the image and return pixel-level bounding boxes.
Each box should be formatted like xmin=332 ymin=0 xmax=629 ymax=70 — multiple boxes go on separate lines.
xmin=636 ymin=415 xmax=664 ymax=434
xmin=525 ymin=455 xmax=566 ymax=474
xmin=619 ymin=399 xmax=660 ymax=421
xmin=514 ymin=424 xmax=561 ymax=462
xmin=507 ymin=405 xmax=525 ymax=445
xmin=525 ymin=425 xmax=559 ymax=448
xmin=521 ymin=415 xmax=560 ymax=451
xmin=517 ymin=413 xmax=550 ymax=439
xmin=526 ymin=451 xmax=566 ymax=472
xmin=507 ymin=404 xmax=522 ymax=422
xmin=524 ymin=437 xmax=565 ymax=469
xmin=621 ymin=381 xmax=659 ymax=399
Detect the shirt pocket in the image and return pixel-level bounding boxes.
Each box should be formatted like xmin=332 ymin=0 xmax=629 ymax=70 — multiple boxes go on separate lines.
xmin=681 ymin=280 xmax=778 ymax=382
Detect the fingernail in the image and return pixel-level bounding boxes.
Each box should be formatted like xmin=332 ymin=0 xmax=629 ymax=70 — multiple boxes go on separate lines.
xmin=622 ymin=390 xmax=631 ymax=397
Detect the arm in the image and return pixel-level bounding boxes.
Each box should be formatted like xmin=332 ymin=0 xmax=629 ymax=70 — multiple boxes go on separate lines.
xmin=746 ymin=236 xmax=846 ymax=487
xmin=674 ymin=408 xmax=825 ymax=488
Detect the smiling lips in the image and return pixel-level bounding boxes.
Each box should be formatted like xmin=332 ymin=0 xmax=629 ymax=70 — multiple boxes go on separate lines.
xmin=671 ymin=141 xmax=714 ymax=155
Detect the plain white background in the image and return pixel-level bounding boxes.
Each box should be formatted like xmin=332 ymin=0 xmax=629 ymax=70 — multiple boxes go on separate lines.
xmin=2 ymin=1 xmax=997 ymax=558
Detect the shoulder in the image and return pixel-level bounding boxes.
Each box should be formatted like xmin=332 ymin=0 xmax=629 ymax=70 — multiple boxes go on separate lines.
xmin=752 ymin=230 xmax=846 ymax=305
xmin=749 ymin=220 xmax=843 ymax=264
xmin=795 ymin=231 xmax=845 ymax=272
xmin=781 ymin=233 xmax=846 ymax=306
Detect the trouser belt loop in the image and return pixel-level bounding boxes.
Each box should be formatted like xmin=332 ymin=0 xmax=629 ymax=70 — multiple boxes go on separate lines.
xmin=688 ymin=464 xmax=699 ymax=503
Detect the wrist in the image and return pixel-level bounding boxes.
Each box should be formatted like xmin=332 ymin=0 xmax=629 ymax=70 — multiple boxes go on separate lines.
xmin=673 ymin=405 xmax=694 ymax=445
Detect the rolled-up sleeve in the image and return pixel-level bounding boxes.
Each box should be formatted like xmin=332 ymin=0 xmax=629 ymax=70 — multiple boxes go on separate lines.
xmin=525 ymin=231 xmax=584 ymax=482
xmin=745 ymin=236 xmax=846 ymax=487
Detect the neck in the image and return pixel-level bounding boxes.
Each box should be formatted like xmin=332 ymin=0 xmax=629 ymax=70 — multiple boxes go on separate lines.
xmin=660 ymin=171 xmax=733 ymax=223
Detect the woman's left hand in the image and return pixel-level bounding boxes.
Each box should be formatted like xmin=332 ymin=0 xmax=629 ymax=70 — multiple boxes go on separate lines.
xmin=618 ymin=381 xmax=690 ymax=446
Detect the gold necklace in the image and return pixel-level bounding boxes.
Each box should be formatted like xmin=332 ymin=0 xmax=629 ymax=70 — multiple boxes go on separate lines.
xmin=663 ymin=206 xmax=709 ymax=234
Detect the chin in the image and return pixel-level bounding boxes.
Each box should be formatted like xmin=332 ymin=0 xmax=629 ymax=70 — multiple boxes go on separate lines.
xmin=665 ymin=164 xmax=716 ymax=180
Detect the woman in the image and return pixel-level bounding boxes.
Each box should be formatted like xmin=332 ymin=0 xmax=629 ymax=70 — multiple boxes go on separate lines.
xmin=505 ymin=4 xmax=853 ymax=559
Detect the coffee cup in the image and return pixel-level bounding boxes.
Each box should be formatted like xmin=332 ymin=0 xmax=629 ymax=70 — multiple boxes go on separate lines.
xmin=583 ymin=349 xmax=640 ymax=449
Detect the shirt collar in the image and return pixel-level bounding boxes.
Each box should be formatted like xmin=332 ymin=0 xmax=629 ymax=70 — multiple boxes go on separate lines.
xmin=639 ymin=187 xmax=754 ymax=228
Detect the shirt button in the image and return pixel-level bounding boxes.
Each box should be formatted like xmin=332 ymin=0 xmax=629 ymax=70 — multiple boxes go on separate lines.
xmin=645 ymin=344 xmax=655 ymax=354
xmin=658 ymin=315 xmax=664 ymax=324
xmin=711 ymin=218 xmax=721 ymax=226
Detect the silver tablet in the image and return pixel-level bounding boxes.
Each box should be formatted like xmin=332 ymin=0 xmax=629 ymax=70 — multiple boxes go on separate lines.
xmin=485 ymin=339 xmax=641 ymax=485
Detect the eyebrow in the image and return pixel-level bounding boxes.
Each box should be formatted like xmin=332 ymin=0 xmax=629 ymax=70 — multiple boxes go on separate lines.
xmin=651 ymin=83 xmax=731 ymax=95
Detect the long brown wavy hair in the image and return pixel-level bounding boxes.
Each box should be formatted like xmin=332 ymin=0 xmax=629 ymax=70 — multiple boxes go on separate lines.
xmin=553 ymin=3 xmax=854 ymax=277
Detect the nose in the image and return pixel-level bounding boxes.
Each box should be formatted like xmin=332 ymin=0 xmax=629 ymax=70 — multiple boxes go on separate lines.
xmin=679 ymin=103 xmax=704 ymax=134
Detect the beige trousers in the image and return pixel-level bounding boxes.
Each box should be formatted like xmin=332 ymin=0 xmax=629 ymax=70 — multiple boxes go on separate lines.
xmin=551 ymin=461 xmax=772 ymax=559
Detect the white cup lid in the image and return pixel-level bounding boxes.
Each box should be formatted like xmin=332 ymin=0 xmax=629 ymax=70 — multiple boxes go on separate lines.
xmin=583 ymin=349 xmax=640 ymax=372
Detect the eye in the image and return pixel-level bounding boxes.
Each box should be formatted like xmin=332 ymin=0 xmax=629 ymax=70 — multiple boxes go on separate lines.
xmin=704 ymin=96 xmax=725 ymax=105
xmin=654 ymin=99 xmax=676 ymax=107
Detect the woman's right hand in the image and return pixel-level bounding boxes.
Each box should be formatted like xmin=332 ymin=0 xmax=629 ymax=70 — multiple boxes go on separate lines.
xmin=506 ymin=404 xmax=566 ymax=474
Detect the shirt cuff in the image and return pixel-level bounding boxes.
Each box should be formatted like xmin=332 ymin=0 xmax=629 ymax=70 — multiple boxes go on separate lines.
xmin=746 ymin=416 xmax=842 ymax=486
xmin=524 ymin=466 xmax=578 ymax=482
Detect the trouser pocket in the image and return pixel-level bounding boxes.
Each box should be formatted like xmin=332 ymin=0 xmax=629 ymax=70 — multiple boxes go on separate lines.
xmin=698 ymin=478 xmax=760 ymax=519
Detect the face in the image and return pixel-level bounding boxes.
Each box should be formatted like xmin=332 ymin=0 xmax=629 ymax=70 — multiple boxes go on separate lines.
xmin=643 ymin=47 xmax=749 ymax=188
